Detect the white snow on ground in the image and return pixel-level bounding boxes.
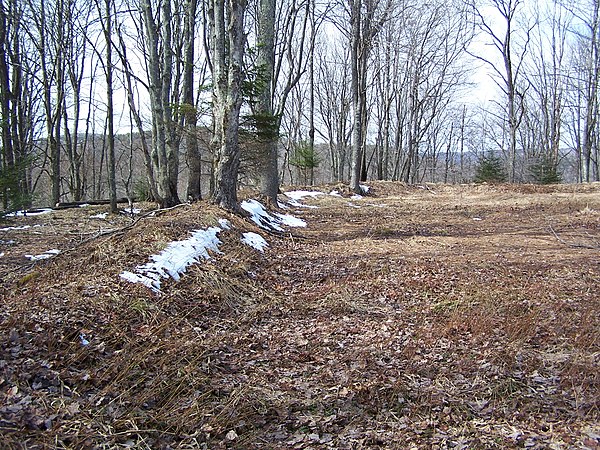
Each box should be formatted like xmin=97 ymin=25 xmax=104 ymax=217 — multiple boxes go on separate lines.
xmin=78 ymin=204 xmax=91 ymax=208
xmin=6 ymin=209 xmax=53 ymax=217
xmin=274 ymin=212 xmax=307 ymax=228
xmin=287 ymin=198 xmax=318 ymax=209
xmin=0 ymin=252 xmax=4 ymax=258
xmin=360 ymin=184 xmax=370 ymax=193
xmin=329 ymin=190 xmax=342 ymax=197
xmin=90 ymin=212 xmax=108 ymax=219
xmin=351 ymin=194 xmax=363 ymax=200
xmin=120 ymin=226 xmax=224 ymax=293
xmin=284 ymin=190 xmax=324 ymax=209
xmin=0 ymin=225 xmax=31 ymax=232
xmin=242 ymin=232 xmax=269 ymax=252
xmin=122 ymin=207 xmax=141 ymax=215
xmin=285 ymin=190 xmax=325 ymax=201
xmin=25 ymin=249 xmax=61 ymax=261
xmin=121 ymin=199 xmax=306 ymax=293
xmin=241 ymin=199 xmax=306 ymax=231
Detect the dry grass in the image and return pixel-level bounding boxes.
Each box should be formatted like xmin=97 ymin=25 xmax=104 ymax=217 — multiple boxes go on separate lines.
xmin=1 ymin=183 xmax=600 ymax=448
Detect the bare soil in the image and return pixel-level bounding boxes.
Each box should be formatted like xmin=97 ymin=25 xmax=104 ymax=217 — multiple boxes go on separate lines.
xmin=1 ymin=182 xmax=599 ymax=449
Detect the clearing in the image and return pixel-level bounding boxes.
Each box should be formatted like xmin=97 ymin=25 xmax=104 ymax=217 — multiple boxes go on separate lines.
xmin=1 ymin=182 xmax=599 ymax=449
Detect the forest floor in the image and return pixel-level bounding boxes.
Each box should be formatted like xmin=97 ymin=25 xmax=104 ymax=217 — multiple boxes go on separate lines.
xmin=1 ymin=182 xmax=599 ymax=449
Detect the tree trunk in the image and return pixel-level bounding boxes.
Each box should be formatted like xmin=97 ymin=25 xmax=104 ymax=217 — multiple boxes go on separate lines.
xmin=104 ymin=0 xmax=118 ymax=213
xmin=184 ymin=0 xmax=201 ymax=201
xmin=257 ymin=0 xmax=278 ymax=204
xmin=210 ymin=0 xmax=247 ymax=212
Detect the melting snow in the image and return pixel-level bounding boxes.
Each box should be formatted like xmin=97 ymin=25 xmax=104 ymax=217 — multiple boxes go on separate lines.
xmin=25 ymin=249 xmax=61 ymax=261
xmin=329 ymin=190 xmax=342 ymax=197
xmin=120 ymin=226 xmax=224 ymax=293
xmin=6 ymin=209 xmax=53 ymax=217
xmin=90 ymin=212 xmax=108 ymax=219
xmin=242 ymin=232 xmax=269 ymax=252
xmin=241 ymin=199 xmax=306 ymax=231
xmin=0 ymin=225 xmax=31 ymax=232
xmin=285 ymin=190 xmax=325 ymax=201
xmin=122 ymin=207 xmax=141 ymax=215
xmin=274 ymin=213 xmax=307 ymax=228
xmin=121 ymin=200 xmax=306 ymax=293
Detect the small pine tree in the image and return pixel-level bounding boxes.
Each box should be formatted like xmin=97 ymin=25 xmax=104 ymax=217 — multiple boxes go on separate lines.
xmin=290 ymin=141 xmax=320 ymax=185
xmin=474 ymin=153 xmax=508 ymax=183
xmin=528 ymin=155 xmax=562 ymax=184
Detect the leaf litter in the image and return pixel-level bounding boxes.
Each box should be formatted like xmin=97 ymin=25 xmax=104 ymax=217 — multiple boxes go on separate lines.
xmin=1 ymin=182 xmax=599 ymax=448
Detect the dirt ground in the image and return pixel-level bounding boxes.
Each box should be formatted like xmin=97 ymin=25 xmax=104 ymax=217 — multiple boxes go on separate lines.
xmin=1 ymin=182 xmax=599 ymax=449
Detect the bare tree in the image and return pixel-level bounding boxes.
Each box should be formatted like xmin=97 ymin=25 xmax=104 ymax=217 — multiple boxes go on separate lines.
xmin=468 ymin=0 xmax=534 ymax=182
xmin=209 ymin=0 xmax=247 ymax=211
xmin=567 ymin=0 xmax=599 ymax=181
xmin=347 ymin=0 xmax=392 ymax=193
xmin=0 ymin=0 xmax=38 ymax=210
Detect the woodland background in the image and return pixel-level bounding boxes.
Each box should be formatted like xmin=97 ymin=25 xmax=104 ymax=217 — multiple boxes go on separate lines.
xmin=1 ymin=0 xmax=599 ymax=212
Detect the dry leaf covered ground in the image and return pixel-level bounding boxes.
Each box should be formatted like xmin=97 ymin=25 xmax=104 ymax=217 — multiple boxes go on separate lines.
xmin=1 ymin=182 xmax=599 ymax=449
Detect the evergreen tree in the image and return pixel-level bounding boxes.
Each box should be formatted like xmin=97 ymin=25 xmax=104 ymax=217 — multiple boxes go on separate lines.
xmin=528 ymin=155 xmax=562 ymax=184
xmin=474 ymin=153 xmax=508 ymax=183
xmin=291 ymin=141 xmax=320 ymax=185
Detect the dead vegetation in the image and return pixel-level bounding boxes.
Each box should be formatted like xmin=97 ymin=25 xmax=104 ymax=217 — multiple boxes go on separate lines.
xmin=1 ymin=182 xmax=599 ymax=449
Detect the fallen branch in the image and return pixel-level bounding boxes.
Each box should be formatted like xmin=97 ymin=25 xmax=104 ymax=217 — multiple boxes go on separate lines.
xmin=548 ymin=224 xmax=599 ymax=250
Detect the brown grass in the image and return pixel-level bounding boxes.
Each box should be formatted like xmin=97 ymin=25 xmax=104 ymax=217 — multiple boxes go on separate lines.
xmin=1 ymin=183 xmax=599 ymax=448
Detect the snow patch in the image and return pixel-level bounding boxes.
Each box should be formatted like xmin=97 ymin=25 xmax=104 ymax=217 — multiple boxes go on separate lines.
xmin=120 ymin=226 xmax=224 ymax=293
xmin=241 ymin=199 xmax=306 ymax=231
xmin=242 ymin=232 xmax=269 ymax=252
xmin=218 ymin=218 xmax=231 ymax=230
xmin=283 ymin=191 xmax=323 ymax=209
xmin=7 ymin=208 xmax=53 ymax=217
xmin=351 ymin=194 xmax=363 ymax=200
xmin=90 ymin=212 xmax=108 ymax=219
xmin=122 ymin=207 xmax=141 ymax=215
xmin=25 ymin=249 xmax=61 ymax=261
xmin=360 ymin=184 xmax=370 ymax=193
xmin=274 ymin=212 xmax=307 ymax=228
xmin=0 ymin=225 xmax=31 ymax=232
xmin=0 ymin=252 xmax=4 ymax=258
xmin=285 ymin=190 xmax=325 ymax=201
xmin=329 ymin=190 xmax=342 ymax=197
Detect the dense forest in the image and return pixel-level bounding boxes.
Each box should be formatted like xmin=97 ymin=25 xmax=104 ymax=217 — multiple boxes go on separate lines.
xmin=1 ymin=0 xmax=599 ymax=212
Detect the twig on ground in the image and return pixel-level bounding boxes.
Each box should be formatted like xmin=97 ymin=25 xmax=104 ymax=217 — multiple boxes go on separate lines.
xmin=548 ymin=223 xmax=599 ymax=250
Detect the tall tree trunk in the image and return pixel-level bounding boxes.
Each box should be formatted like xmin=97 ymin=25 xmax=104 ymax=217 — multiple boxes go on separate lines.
xmin=350 ymin=0 xmax=363 ymax=193
xmin=142 ymin=0 xmax=181 ymax=208
xmin=257 ymin=0 xmax=278 ymax=204
xmin=103 ymin=0 xmax=117 ymax=212
xmin=210 ymin=0 xmax=247 ymax=212
xmin=184 ymin=0 xmax=201 ymax=201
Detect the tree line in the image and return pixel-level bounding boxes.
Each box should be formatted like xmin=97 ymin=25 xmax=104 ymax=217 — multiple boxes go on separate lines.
xmin=0 ymin=0 xmax=599 ymax=213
